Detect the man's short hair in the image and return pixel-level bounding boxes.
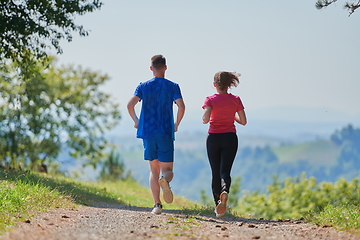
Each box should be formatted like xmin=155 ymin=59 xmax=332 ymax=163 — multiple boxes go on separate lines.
xmin=151 ymin=55 xmax=166 ymax=69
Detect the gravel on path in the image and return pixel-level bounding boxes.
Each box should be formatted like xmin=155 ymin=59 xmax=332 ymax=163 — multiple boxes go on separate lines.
xmin=1 ymin=202 xmax=359 ymax=240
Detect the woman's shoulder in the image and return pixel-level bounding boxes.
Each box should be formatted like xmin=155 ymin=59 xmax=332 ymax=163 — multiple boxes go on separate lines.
xmin=228 ymin=93 xmax=241 ymax=100
xmin=228 ymin=93 xmax=239 ymax=97
xmin=205 ymin=94 xmax=218 ymax=100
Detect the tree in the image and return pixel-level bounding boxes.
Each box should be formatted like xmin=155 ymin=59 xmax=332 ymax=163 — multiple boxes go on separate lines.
xmin=331 ymin=124 xmax=360 ymax=146
xmin=0 ymin=57 xmax=120 ymax=171
xmin=331 ymin=124 xmax=360 ymax=169
xmin=315 ymin=0 xmax=360 ymax=16
xmin=98 ymin=149 xmax=133 ymax=182
xmin=0 ymin=0 xmax=103 ymax=77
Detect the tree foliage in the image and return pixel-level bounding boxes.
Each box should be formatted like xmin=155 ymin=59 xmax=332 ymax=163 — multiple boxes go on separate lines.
xmin=0 ymin=57 xmax=120 ymax=171
xmin=331 ymin=124 xmax=360 ymax=147
xmin=315 ymin=0 xmax=360 ymax=16
xmin=0 ymin=0 xmax=102 ymax=75
xmin=98 ymin=149 xmax=133 ymax=182
xmin=235 ymin=173 xmax=360 ymax=220
xmin=331 ymin=124 xmax=360 ymax=169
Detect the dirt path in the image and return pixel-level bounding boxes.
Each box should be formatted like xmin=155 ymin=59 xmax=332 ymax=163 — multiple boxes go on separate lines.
xmin=1 ymin=202 xmax=359 ymax=240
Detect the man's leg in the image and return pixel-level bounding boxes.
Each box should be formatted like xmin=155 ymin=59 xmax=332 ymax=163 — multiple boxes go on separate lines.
xmin=149 ymin=159 xmax=161 ymax=205
xmin=159 ymin=161 xmax=174 ymax=203
xmin=160 ymin=162 xmax=174 ymax=183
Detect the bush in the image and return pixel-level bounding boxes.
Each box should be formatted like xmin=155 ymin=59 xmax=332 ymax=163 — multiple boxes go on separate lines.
xmin=234 ymin=173 xmax=360 ymax=220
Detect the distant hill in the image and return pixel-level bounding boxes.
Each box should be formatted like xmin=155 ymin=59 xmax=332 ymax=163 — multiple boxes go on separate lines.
xmin=273 ymin=140 xmax=340 ymax=165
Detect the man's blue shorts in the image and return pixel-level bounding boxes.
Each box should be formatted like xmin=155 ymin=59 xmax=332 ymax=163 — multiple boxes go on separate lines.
xmin=142 ymin=139 xmax=174 ymax=162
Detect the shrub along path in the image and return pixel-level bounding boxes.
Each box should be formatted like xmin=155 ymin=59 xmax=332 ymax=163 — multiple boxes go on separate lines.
xmin=1 ymin=202 xmax=359 ymax=240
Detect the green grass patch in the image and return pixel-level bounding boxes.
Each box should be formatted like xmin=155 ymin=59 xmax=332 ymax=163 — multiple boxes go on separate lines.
xmin=0 ymin=168 xmax=200 ymax=235
xmin=307 ymin=204 xmax=360 ymax=234
xmin=0 ymin=171 xmax=75 ymax=233
xmin=0 ymin=169 xmax=126 ymax=207
xmin=84 ymin=180 xmax=195 ymax=209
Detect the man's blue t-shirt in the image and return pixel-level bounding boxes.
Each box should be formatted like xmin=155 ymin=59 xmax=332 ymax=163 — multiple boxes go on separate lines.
xmin=134 ymin=77 xmax=182 ymax=140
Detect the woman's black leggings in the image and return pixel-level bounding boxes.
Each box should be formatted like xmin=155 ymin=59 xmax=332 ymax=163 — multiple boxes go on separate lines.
xmin=206 ymin=132 xmax=238 ymax=206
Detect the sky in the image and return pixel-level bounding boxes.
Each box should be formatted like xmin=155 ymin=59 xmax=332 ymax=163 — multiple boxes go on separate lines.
xmin=53 ymin=0 xmax=360 ymax=138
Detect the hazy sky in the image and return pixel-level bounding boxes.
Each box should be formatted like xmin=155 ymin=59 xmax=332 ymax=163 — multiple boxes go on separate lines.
xmin=53 ymin=0 xmax=360 ymax=136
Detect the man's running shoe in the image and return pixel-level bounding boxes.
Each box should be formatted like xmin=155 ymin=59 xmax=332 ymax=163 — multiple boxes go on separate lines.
xmin=215 ymin=191 xmax=228 ymax=216
xmin=151 ymin=203 xmax=162 ymax=214
xmin=159 ymin=177 xmax=173 ymax=203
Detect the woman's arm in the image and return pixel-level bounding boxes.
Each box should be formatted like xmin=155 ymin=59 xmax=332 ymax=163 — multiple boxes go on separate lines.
xmin=235 ymin=109 xmax=247 ymax=126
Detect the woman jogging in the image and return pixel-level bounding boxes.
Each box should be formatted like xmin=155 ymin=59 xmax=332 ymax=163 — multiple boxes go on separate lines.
xmin=202 ymin=71 xmax=247 ymax=217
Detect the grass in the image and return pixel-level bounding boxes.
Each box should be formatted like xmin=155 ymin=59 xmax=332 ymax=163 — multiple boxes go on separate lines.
xmin=0 ymin=168 xmax=205 ymax=235
xmin=307 ymin=204 xmax=360 ymax=233
xmin=88 ymin=179 xmax=195 ymax=209
xmin=158 ymin=215 xmax=203 ymax=238
xmin=0 ymin=170 xmax=75 ymax=233
xmin=1 ymin=168 xmax=359 ymax=236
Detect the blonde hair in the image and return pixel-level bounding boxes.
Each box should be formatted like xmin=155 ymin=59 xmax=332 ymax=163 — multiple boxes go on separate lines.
xmin=214 ymin=71 xmax=240 ymax=91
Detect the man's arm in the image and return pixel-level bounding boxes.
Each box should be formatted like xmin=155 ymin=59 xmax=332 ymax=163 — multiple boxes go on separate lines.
xmin=127 ymin=95 xmax=140 ymax=129
xmin=174 ymin=98 xmax=185 ymax=132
